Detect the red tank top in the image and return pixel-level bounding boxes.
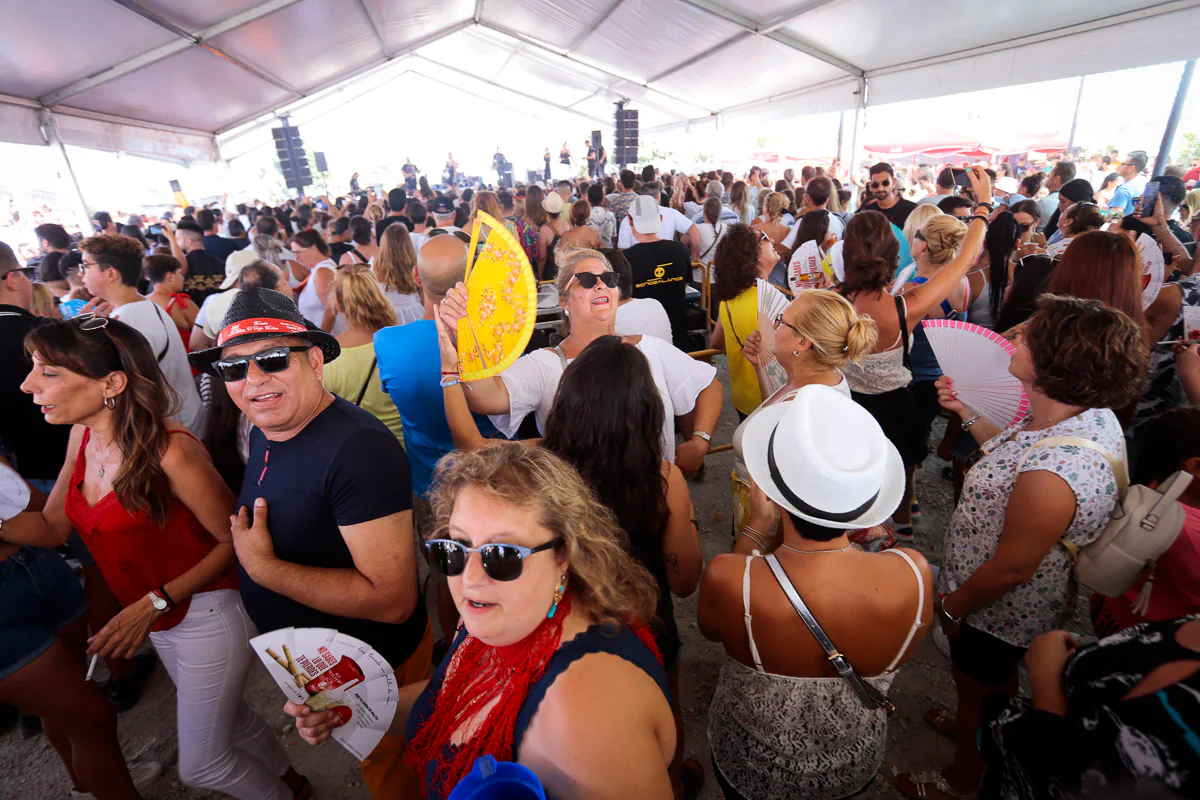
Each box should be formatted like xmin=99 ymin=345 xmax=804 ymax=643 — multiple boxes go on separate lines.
xmin=64 ymin=428 xmax=238 ymax=631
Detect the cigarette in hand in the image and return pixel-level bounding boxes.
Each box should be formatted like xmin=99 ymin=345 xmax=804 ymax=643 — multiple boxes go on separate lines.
xmin=86 ymin=654 xmax=99 ymax=682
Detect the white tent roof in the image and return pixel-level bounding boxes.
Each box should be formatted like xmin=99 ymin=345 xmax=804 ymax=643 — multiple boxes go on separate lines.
xmin=2 ymin=0 xmax=1199 ymax=163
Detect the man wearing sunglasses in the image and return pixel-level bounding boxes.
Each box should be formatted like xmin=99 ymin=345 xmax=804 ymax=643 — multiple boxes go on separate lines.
xmin=857 ymin=162 xmax=918 ymax=229
xmin=190 ymin=288 xmax=429 ymax=792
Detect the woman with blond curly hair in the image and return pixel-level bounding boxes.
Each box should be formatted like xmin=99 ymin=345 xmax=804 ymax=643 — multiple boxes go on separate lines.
xmin=286 ymin=443 xmax=676 ymax=799
xmin=322 ymin=265 xmax=404 ymax=441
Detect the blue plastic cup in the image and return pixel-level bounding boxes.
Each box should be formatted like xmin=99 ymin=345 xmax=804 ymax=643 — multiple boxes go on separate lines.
xmin=448 ymin=755 xmax=546 ymax=800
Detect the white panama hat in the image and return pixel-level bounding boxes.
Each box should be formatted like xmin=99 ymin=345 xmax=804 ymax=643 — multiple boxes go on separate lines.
xmin=742 ymin=384 xmax=904 ymax=529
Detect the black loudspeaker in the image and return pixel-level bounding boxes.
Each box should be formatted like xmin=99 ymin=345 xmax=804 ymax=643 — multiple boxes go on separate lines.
xmin=272 ymin=123 xmax=312 ymax=190
xmin=591 ymin=130 xmax=602 ymax=148
xmin=526 ymin=169 xmax=542 ymax=184
xmin=314 ymin=151 xmax=328 ymax=173
xmin=613 ymin=107 xmax=639 ymax=166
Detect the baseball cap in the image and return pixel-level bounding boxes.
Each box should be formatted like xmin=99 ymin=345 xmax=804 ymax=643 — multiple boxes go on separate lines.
xmin=630 ymin=195 xmax=662 ymax=235
xmin=431 ymin=196 xmax=456 ymax=215
xmin=220 ymin=247 xmax=262 ymax=290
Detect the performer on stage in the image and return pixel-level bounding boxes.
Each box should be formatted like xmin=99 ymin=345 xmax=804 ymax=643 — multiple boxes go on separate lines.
xmin=445 ymin=153 xmax=458 ymax=186
xmin=493 ymin=148 xmax=510 ymax=189
xmin=597 ymin=143 xmax=607 ymax=177
xmin=402 ymin=158 xmax=418 ymax=191
xmin=559 ymin=142 xmax=571 ymax=166
xmin=544 ymin=147 xmax=552 ymax=181
xmin=586 ymin=140 xmax=598 ymax=179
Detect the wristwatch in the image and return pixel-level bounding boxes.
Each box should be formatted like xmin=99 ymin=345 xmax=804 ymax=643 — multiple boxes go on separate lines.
xmin=146 ymin=591 xmax=170 ymax=613
xmin=693 ymin=430 xmax=712 ymax=444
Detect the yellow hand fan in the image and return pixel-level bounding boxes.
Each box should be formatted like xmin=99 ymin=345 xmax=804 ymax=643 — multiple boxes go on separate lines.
xmin=456 ymin=211 xmax=539 ymax=381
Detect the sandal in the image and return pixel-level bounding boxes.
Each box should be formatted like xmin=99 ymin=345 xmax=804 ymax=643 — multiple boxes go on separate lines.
xmin=894 ymin=769 xmax=975 ymax=799
xmin=292 ymin=775 xmax=312 ymax=800
xmin=923 ymin=707 xmax=957 ymax=739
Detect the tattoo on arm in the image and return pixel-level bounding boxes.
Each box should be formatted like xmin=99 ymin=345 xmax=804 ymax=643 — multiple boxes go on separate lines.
xmin=666 ymin=552 xmax=680 ymax=574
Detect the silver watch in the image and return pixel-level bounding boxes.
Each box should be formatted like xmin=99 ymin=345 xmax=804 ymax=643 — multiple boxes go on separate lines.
xmin=147 ymin=591 xmax=169 ymax=612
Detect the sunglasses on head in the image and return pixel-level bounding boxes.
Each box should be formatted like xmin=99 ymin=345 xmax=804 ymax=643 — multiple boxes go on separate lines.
xmin=424 ymin=538 xmax=556 ymax=582
xmin=72 ymin=312 xmax=110 ymax=332
xmin=567 ymin=270 xmax=619 ymax=290
xmin=213 ymin=345 xmax=311 ymax=382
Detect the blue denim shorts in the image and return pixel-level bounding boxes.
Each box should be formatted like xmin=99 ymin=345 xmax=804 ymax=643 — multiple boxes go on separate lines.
xmin=0 ymin=547 xmax=87 ymax=681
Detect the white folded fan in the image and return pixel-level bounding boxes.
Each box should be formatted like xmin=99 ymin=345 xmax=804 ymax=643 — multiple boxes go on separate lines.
xmin=756 ymin=278 xmax=792 ymax=395
xmin=921 ymin=319 xmax=1030 ymax=429
xmin=0 ymin=461 xmax=31 ymax=519
xmin=1136 ymin=232 xmax=1165 ymax=309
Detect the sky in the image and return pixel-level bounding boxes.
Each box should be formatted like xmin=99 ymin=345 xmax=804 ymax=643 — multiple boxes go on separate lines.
xmin=2 ymin=59 xmax=1199 ymax=242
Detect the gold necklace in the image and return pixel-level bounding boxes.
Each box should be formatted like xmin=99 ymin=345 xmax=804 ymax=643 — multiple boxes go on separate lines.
xmin=778 ymin=542 xmax=853 ymax=554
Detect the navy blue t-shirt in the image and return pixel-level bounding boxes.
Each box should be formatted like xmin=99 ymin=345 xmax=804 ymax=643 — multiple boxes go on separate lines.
xmin=237 ymin=396 xmax=427 ymax=667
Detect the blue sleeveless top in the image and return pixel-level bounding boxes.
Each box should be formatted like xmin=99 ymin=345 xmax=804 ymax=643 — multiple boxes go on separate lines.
xmin=904 ymin=274 xmax=967 ymax=382
xmin=406 ymin=622 xmax=670 ymax=799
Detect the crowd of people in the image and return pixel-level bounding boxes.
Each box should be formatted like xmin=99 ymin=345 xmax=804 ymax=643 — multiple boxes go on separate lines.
xmin=1 ymin=146 xmax=1200 ymax=800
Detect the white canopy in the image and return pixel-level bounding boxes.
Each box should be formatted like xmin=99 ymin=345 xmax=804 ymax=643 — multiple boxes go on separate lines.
xmin=2 ymin=0 xmax=1199 ymax=163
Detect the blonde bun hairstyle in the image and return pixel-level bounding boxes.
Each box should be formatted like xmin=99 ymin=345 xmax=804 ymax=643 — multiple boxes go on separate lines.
xmin=791 ymin=289 xmax=878 ymax=368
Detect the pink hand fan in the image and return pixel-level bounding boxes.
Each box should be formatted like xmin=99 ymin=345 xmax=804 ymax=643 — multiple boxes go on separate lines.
xmin=921 ymin=319 xmax=1029 ymax=428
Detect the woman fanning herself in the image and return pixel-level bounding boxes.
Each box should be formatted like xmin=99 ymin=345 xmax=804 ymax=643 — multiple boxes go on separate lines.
xmin=287 ymin=444 xmax=676 ymax=799
xmin=837 ymin=166 xmax=990 ymax=541
xmin=710 ymin=223 xmax=779 ymax=420
xmin=439 ymin=247 xmax=722 ymax=478
xmin=898 ymin=296 xmax=1147 ymax=800
xmin=437 ymin=331 xmax=703 ymax=796
xmin=6 ymin=317 xmax=307 ymax=800
xmin=701 ymin=385 xmax=933 ymax=800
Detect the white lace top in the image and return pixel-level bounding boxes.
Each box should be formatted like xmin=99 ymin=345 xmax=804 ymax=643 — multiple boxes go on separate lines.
xmin=708 ymin=550 xmax=925 ymax=799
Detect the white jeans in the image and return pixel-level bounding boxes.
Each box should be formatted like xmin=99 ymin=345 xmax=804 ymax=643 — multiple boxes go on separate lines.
xmin=149 ymin=589 xmax=291 ymax=800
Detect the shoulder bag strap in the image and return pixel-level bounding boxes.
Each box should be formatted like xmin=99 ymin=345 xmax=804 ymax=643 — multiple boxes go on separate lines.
xmin=149 ymin=302 xmax=171 ymax=362
xmin=763 ymin=554 xmax=894 ymax=713
xmin=349 ymin=247 xmax=367 ymax=264
xmin=894 ymin=294 xmax=911 ymax=371
xmin=721 ymin=301 xmax=745 ymax=350
xmin=1015 ymin=435 xmax=1129 ymax=498
xmin=353 ymin=356 xmax=378 ymax=407
xmin=700 ymin=225 xmax=722 ymax=259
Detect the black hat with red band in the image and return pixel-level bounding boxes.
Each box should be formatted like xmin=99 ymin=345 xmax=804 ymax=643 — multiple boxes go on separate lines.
xmin=188 ymin=287 xmax=340 ymax=376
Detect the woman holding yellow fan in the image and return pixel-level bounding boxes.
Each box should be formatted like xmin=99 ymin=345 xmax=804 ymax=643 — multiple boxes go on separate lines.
xmin=439 ymin=246 xmax=723 ymax=476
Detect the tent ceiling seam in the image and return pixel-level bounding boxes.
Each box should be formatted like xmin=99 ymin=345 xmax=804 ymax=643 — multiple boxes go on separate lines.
xmin=646 ymin=31 xmax=753 ymax=83
xmin=39 ymin=0 xmax=306 ymax=106
xmin=674 ymin=0 xmax=865 ymax=77
xmin=565 ymin=0 xmax=627 ymax=52
xmin=355 ymin=0 xmax=391 ymax=59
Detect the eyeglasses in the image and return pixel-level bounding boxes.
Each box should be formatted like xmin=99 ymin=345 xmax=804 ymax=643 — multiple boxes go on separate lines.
xmin=424 ymin=538 xmax=556 ymax=582
xmin=1017 ymin=222 xmax=1034 ymax=233
xmin=78 ymin=258 xmax=107 ymax=276
xmin=870 ymin=179 xmax=892 ymax=189
xmin=213 ymin=345 xmax=311 ymax=382
xmin=914 ymin=231 xmax=927 ymax=243
xmin=72 ymin=312 xmax=110 ymax=332
xmin=773 ymin=313 xmax=802 ymax=337
xmin=566 ymin=270 xmax=619 ymax=291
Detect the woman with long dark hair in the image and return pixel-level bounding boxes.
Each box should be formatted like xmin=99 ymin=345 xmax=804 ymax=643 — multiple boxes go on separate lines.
xmin=710 ymin=224 xmax=778 ymax=419
xmin=836 ymin=167 xmax=990 ymax=540
xmin=6 ymin=317 xmax=307 ymax=799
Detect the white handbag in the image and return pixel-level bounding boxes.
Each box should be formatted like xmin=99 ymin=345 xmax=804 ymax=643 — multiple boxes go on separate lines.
xmin=1016 ymin=436 xmax=1192 ymax=603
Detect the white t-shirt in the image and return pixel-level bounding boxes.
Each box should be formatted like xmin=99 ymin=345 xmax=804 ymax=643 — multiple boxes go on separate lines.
xmin=491 ymin=334 xmax=716 ymax=460
xmin=384 ymin=287 xmax=424 ymax=326
xmin=110 ymin=300 xmax=205 ymax=435
xmin=615 ymin=298 xmax=672 ymax=342
xmin=410 ymin=232 xmax=430 ymax=253
xmin=296 ymin=260 xmax=347 ymax=335
xmin=695 ymin=222 xmax=728 ymax=278
xmin=781 ymin=210 xmax=846 ymax=250
xmin=616 ymin=206 xmax=695 ymax=249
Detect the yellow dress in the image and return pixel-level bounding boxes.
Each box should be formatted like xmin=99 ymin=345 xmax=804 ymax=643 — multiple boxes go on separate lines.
xmin=322 ymin=342 xmax=405 ymax=445
xmin=720 ymin=287 xmax=764 ymax=416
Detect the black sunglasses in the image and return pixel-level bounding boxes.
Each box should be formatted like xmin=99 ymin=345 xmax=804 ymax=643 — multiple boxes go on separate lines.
xmin=870 ymin=179 xmax=892 ymax=189
xmin=72 ymin=311 xmax=110 ymax=332
xmin=213 ymin=345 xmax=311 ymax=382
xmin=424 ymin=538 xmax=556 ymax=582
xmin=568 ymin=270 xmax=619 ymax=290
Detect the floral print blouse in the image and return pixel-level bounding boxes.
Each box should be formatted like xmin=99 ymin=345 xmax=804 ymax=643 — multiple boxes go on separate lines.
xmin=937 ymin=407 xmax=1125 ymax=648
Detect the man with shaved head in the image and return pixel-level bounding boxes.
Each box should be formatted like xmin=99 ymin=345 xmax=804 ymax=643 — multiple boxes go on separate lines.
xmin=375 ymin=235 xmax=499 ymax=504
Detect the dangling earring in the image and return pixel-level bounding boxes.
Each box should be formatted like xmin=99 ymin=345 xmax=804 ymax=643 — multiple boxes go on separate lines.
xmin=547 ymin=573 xmax=568 ymax=619
xmin=103 ymin=396 xmax=116 ymax=411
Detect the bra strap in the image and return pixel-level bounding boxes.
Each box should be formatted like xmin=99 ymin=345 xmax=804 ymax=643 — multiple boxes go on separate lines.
xmin=742 ymin=556 xmax=765 ymax=672
xmin=881 ymin=549 xmax=926 ymax=673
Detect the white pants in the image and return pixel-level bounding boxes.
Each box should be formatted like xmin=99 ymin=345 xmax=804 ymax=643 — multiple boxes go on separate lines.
xmin=149 ymin=589 xmax=291 ymax=800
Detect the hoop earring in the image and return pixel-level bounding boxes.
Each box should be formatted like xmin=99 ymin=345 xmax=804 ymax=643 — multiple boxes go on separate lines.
xmin=792 ymin=350 xmax=801 ymax=357
xmin=547 ymin=573 xmax=568 ymax=619
xmin=103 ymin=396 xmax=116 ymax=411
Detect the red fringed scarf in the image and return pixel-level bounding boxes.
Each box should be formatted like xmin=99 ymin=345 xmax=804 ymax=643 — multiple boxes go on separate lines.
xmin=405 ymin=594 xmax=664 ymax=797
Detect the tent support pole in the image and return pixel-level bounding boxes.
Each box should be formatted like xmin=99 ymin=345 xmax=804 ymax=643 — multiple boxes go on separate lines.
xmin=836 ymin=111 xmax=844 ymax=164
xmin=1154 ymin=59 xmax=1195 ymax=176
xmin=1066 ymin=75 xmax=1085 ymax=153
xmin=38 ymin=109 xmax=92 ymax=235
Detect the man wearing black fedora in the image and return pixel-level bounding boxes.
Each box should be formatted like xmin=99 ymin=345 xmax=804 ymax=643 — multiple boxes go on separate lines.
xmin=190 ymin=288 xmax=431 ymax=793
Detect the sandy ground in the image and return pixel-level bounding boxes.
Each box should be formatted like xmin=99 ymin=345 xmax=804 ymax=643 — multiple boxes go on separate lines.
xmin=0 ymin=362 xmax=1096 ymax=799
